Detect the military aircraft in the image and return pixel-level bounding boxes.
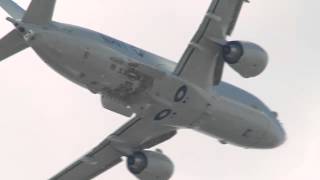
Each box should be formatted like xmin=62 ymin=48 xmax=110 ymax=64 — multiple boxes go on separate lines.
xmin=0 ymin=0 xmax=286 ymax=179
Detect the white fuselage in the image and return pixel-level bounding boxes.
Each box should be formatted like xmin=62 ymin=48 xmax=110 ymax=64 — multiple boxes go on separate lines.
xmin=25 ymin=22 xmax=285 ymax=149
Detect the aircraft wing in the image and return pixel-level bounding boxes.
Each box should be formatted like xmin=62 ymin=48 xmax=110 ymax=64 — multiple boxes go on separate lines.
xmin=174 ymin=0 xmax=247 ymax=87
xmin=50 ymin=106 xmax=177 ymax=180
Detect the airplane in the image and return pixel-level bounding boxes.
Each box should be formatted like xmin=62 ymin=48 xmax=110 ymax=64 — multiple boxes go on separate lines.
xmin=0 ymin=0 xmax=286 ymax=179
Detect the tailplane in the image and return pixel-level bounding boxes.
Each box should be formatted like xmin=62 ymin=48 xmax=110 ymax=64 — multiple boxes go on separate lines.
xmin=0 ymin=30 xmax=28 ymax=62
xmin=23 ymin=0 xmax=56 ymax=25
xmin=1 ymin=0 xmax=56 ymax=24
xmin=0 ymin=0 xmax=25 ymax=19
xmin=0 ymin=0 xmax=57 ymax=62
xmin=0 ymin=1 xmax=29 ymax=62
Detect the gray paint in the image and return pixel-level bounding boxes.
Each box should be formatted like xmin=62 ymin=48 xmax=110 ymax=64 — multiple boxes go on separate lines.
xmin=0 ymin=0 xmax=292 ymax=180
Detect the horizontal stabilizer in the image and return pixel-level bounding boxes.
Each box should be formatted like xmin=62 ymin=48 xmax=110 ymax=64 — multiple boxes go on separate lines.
xmin=0 ymin=0 xmax=25 ymax=19
xmin=23 ymin=0 xmax=56 ymax=24
xmin=0 ymin=30 xmax=28 ymax=62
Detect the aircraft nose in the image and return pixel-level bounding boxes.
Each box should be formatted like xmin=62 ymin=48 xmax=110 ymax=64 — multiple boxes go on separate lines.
xmin=256 ymin=119 xmax=286 ymax=149
xmin=268 ymin=122 xmax=286 ymax=148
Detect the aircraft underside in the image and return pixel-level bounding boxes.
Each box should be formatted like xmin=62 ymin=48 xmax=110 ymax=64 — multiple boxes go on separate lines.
xmin=0 ymin=0 xmax=286 ymax=179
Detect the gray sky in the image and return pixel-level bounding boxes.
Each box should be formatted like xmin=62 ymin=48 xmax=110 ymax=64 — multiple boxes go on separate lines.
xmin=0 ymin=0 xmax=317 ymax=179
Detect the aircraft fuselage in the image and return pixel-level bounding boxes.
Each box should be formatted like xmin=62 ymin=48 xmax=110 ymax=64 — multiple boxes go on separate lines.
xmin=23 ymin=22 xmax=285 ymax=149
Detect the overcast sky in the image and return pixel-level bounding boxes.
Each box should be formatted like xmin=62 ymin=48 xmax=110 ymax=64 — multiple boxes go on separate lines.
xmin=0 ymin=0 xmax=317 ymax=180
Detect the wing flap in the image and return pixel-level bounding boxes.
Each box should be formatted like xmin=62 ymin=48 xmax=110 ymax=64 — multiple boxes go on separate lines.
xmin=50 ymin=140 xmax=122 ymax=180
xmin=226 ymin=0 xmax=245 ymax=35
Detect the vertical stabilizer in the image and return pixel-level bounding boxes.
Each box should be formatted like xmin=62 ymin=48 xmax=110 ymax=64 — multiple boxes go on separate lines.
xmin=23 ymin=0 xmax=56 ymax=25
xmin=0 ymin=0 xmax=25 ymax=19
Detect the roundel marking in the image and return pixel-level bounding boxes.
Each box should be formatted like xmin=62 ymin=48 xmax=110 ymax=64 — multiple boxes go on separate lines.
xmin=154 ymin=109 xmax=172 ymax=121
xmin=174 ymin=85 xmax=188 ymax=102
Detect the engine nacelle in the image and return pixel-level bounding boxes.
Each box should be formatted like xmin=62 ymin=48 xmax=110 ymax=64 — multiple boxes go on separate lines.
xmin=222 ymin=41 xmax=268 ymax=78
xmin=127 ymin=150 xmax=174 ymax=180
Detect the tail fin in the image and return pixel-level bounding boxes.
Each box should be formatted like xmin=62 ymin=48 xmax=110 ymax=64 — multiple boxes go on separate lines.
xmin=0 ymin=30 xmax=28 ymax=62
xmin=23 ymin=0 xmax=56 ymax=25
xmin=0 ymin=0 xmax=25 ymax=19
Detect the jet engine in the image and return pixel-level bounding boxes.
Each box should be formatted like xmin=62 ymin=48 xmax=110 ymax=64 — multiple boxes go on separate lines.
xmin=127 ymin=150 xmax=174 ymax=180
xmin=222 ymin=41 xmax=268 ymax=78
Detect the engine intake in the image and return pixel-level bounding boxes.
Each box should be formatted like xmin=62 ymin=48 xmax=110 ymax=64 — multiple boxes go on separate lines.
xmin=127 ymin=151 xmax=174 ymax=180
xmin=222 ymin=41 xmax=244 ymax=64
xmin=222 ymin=41 xmax=268 ymax=78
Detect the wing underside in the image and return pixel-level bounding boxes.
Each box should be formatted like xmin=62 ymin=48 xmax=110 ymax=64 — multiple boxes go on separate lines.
xmin=174 ymin=0 xmax=247 ymax=87
xmin=50 ymin=108 xmax=176 ymax=180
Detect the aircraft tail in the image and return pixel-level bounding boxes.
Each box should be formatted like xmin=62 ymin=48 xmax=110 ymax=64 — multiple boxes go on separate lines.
xmin=1 ymin=0 xmax=56 ymax=24
xmin=0 ymin=29 xmax=28 ymax=62
xmin=0 ymin=0 xmax=25 ymax=19
xmin=0 ymin=0 xmax=28 ymax=62
xmin=0 ymin=0 xmax=56 ymax=62
xmin=23 ymin=0 xmax=56 ymax=25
